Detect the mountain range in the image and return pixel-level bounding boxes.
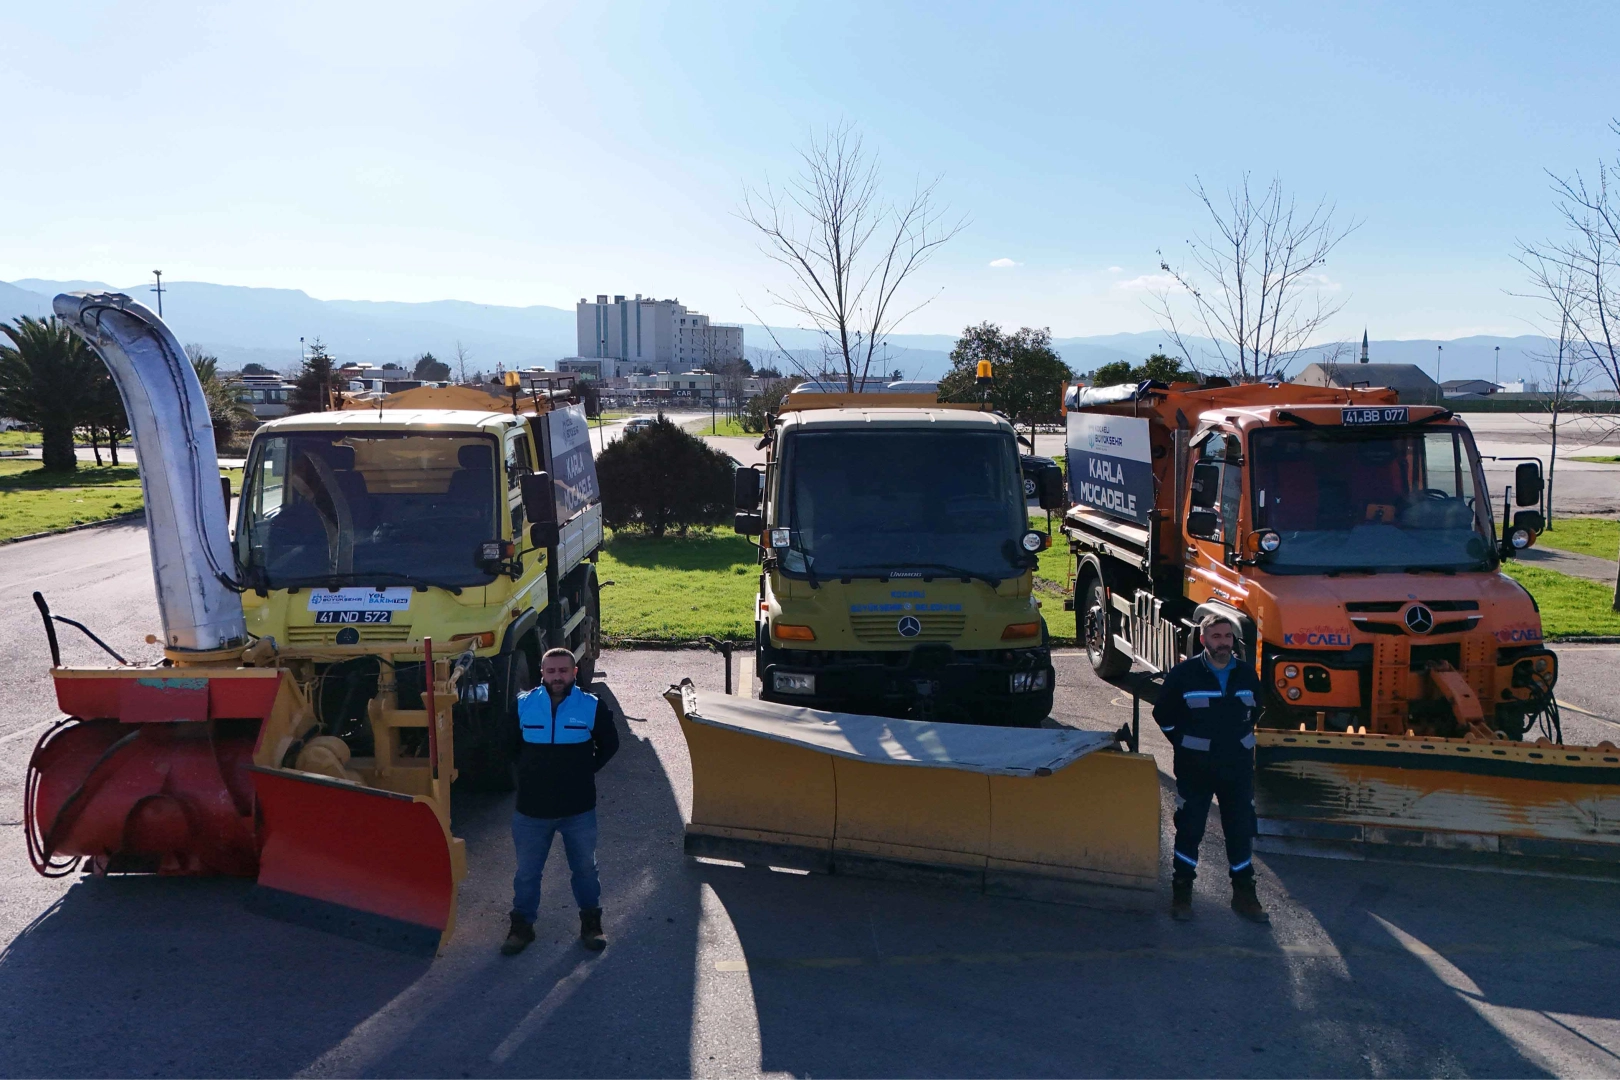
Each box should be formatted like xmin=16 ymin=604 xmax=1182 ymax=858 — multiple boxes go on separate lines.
xmin=0 ymin=278 xmax=1573 ymax=388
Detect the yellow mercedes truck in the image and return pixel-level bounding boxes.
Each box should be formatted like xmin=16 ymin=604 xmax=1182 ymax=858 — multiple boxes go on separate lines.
xmin=734 ymin=393 xmax=1066 ymax=727
xmin=232 ymin=400 xmax=604 ymax=790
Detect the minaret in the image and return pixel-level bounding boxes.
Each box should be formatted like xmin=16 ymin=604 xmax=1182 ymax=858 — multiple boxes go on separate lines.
xmin=1359 ymin=329 xmax=1369 ymax=364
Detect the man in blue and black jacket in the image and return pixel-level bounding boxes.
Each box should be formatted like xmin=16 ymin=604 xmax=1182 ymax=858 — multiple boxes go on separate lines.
xmin=501 ymin=647 xmax=620 ymax=956
xmin=1153 ymin=612 xmax=1270 ymax=925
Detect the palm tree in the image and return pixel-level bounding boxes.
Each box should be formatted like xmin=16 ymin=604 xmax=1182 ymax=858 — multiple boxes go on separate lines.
xmin=187 ymin=346 xmax=255 ymax=450
xmin=0 ymin=316 xmax=102 ymax=472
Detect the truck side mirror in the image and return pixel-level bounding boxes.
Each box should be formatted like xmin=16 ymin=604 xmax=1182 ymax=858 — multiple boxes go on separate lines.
xmin=1190 ymin=463 xmax=1220 ymax=509
xmin=734 ymin=466 xmax=762 ymax=510
xmin=1037 ymin=464 xmax=1066 ymax=510
xmin=1187 ymin=509 xmax=1220 ymax=541
xmin=1515 ymin=461 xmax=1543 ymax=507
xmin=521 ymin=472 xmax=559 ymax=548
xmin=734 ymin=512 xmax=763 ymax=536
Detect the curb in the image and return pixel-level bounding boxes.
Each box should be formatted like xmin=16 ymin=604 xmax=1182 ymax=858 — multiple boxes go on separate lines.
xmin=1549 ymin=635 xmax=1620 ymax=644
xmin=605 ymin=638 xmax=751 ymax=650
xmin=0 ymin=509 xmax=146 ymax=546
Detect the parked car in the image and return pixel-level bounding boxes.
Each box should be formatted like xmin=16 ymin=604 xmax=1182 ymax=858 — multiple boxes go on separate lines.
xmin=1020 ymin=453 xmax=1060 ymax=502
xmin=624 ymin=417 xmax=657 ymax=435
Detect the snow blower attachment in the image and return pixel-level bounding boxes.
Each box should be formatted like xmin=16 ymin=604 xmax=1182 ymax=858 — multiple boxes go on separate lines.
xmin=665 ymin=681 xmax=1161 ymax=908
xmin=22 ymin=293 xmax=465 ymax=955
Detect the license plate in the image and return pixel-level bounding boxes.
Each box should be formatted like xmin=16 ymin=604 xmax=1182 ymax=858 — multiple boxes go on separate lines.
xmin=1342 ymin=406 xmax=1409 ymax=425
xmin=314 ymin=610 xmax=393 ymax=625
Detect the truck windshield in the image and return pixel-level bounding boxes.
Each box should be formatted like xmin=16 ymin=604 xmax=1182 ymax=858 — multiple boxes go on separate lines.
xmin=779 ymin=429 xmax=1028 ymax=580
xmin=1250 ymin=425 xmax=1494 ymax=572
xmin=237 ymin=431 xmax=502 ymax=589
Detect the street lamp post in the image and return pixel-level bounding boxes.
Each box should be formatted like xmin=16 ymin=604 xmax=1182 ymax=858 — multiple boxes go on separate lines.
xmin=150 ymin=270 xmax=164 ymax=317
xmin=1495 ymin=345 xmax=1500 ymax=388
xmin=1436 ymin=344 xmax=1443 ymax=400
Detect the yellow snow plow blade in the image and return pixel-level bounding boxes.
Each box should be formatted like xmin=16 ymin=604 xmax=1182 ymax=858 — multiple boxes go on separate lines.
xmin=1254 ymin=729 xmax=1620 ymax=875
xmin=664 ymin=681 xmax=1160 ymax=908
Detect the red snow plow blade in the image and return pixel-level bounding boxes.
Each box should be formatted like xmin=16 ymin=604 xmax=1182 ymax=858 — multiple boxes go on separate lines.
xmin=247 ymin=766 xmax=464 ymax=956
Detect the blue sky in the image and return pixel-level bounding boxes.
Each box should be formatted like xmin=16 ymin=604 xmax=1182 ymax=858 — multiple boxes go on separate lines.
xmin=2 ymin=1 xmax=1617 ymax=341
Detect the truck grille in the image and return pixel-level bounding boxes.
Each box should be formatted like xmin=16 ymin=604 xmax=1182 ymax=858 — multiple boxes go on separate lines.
xmin=849 ymin=612 xmax=966 ymax=643
xmin=285 ymin=625 xmax=412 ymax=645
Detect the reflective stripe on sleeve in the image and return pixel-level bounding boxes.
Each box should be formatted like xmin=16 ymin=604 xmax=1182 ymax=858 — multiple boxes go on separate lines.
xmin=1180 ymin=735 xmax=1211 ymax=751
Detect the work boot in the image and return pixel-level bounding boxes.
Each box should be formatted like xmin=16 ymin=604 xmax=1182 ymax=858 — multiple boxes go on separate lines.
xmin=501 ymin=913 xmax=535 ymax=956
xmin=1170 ymin=878 xmax=1193 ymax=922
xmin=1231 ymin=878 xmax=1271 ymax=925
xmin=579 ymin=907 xmax=606 ymax=952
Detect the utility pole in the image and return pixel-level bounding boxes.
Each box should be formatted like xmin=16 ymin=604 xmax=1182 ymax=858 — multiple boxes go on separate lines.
xmin=1494 ymin=345 xmax=1500 ymax=388
xmin=151 ymin=270 xmax=165 ymax=317
xmin=1435 ymin=344 xmax=1443 ymax=402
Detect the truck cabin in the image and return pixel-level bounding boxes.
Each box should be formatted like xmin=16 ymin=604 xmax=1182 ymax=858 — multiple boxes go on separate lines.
xmin=1186 ymin=405 xmax=1504 ymax=575
xmin=769 ymin=410 xmax=1035 ymax=586
xmin=236 ymin=412 xmax=534 ymax=593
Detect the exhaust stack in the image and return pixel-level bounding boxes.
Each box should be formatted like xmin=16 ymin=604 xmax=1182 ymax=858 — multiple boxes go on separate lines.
xmin=54 ymin=292 xmax=245 ymax=652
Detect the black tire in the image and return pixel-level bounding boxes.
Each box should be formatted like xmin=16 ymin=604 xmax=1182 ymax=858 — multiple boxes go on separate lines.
xmin=456 ymin=651 xmax=528 ymax=792
xmin=1080 ymin=577 xmax=1131 ymax=679
xmin=576 ymin=575 xmax=601 ymax=686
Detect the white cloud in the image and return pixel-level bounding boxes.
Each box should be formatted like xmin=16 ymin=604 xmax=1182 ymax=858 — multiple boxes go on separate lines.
xmin=988 ymin=257 xmax=1020 ymax=269
xmin=1117 ymin=272 xmax=1181 ymax=292
xmin=1107 ymin=266 xmax=1123 ymax=273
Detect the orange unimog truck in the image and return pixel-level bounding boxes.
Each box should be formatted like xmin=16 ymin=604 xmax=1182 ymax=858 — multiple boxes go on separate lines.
xmin=1062 ymin=378 xmax=1620 ymax=874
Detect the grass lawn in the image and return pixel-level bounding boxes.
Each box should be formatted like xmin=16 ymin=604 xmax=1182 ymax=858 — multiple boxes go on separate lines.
xmin=597 ymin=527 xmax=759 ymax=642
xmin=684 ymin=416 xmax=751 ymax=437
xmin=0 ymin=460 xmax=243 ymax=542
xmin=0 ymin=460 xmax=145 ymax=541
xmin=1571 ymin=455 xmax=1620 ymax=464
xmin=1537 ymin=516 xmax=1618 ymax=561
xmin=596 ymin=516 xmax=1073 ymax=644
xmin=1502 ymin=562 xmax=1620 ymax=638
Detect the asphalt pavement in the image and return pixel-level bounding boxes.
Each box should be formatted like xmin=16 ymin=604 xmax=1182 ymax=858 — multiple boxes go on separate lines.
xmin=2 ymin=526 xmax=1620 ymax=1077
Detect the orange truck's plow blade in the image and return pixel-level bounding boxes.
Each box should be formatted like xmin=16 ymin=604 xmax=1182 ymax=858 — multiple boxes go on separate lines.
xmin=248 ymin=768 xmax=464 ymax=956
xmin=1255 ymin=729 xmax=1620 ymax=875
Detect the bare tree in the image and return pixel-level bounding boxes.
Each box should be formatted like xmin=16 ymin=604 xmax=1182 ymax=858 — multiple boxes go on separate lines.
xmin=1151 ymin=175 xmax=1359 ymax=381
xmin=1516 ymin=124 xmax=1620 ymax=608
xmin=740 ymin=123 xmax=964 ymax=391
xmin=454 ymin=340 xmax=472 ymax=384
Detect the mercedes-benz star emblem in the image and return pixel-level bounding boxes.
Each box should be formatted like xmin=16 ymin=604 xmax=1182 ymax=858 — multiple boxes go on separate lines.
xmin=897 ymin=616 xmax=922 ymax=638
xmin=1404 ymin=604 xmax=1434 ymax=635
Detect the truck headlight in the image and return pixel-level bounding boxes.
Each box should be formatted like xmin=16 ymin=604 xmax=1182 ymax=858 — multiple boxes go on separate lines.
xmin=1010 ymin=670 xmax=1049 ymax=693
xmin=773 ymin=672 xmax=816 ymax=695
xmin=1258 ymin=531 xmax=1281 ymax=553
xmin=770 ymin=528 xmax=792 ymax=549
xmin=1510 ymin=528 xmax=1532 ymax=549
xmin=1020 ymin=530 xmax=1046 ymax=553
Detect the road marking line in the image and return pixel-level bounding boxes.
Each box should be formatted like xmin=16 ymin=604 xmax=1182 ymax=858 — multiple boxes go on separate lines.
xmin=0 ymin=719 xmax=53 ymax=747
xmin=1557 ymin=699 xmax=1620 ymax=729
xmin=712 ymin=936 xmax=1605 ymax=974
xmin=489 ymin=959 xmax=595 ymax=1064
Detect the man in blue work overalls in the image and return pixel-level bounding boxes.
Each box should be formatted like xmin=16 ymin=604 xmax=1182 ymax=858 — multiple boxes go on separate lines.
xmin=502 ymin=647 xmax=620 ymax=955
xmin=1153 ymin=612 xmax=1270 ymax=925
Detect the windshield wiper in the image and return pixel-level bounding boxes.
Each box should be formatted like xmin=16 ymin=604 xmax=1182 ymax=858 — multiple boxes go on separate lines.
xmin=282 ymin=570 xmax=465 ymax=595
xmin=840 ymin=563 xmax=1005 ymax=588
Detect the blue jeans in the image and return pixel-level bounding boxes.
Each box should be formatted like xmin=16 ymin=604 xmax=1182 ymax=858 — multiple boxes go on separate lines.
xmin=511 ymin=809 xmax=600 ymax=923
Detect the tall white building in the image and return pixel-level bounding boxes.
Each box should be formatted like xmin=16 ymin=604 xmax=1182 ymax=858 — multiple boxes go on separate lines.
xmin=575 ymin=294 xmax=744 ymax=375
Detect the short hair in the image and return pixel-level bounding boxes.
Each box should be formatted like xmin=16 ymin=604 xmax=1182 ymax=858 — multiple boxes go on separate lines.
xmin=1199 ymin=611 xmax=1240 ymax=637
xmin=541 ymin=647 xmax=577 ymax=665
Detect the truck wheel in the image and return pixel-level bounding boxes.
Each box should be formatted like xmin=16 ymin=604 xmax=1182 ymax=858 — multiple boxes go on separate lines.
xmin=457 ymin=651 xmax=527 ymax=792
xmin=1081 ymin=579 xmax=1131 ymax=679
xmin=576 ymin=575 xmax=601 ymax=686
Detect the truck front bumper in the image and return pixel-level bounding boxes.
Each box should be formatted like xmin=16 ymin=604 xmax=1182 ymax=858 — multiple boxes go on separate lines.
xmin=758 ymin=644 xmax=1055 ymax=726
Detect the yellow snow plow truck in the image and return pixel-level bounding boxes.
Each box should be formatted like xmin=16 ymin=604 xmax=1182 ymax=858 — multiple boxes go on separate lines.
xmin=24 ymin=292 xmax=602 ymax=955
xmin=662 ymin=388 xmax=1164 ymax=909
